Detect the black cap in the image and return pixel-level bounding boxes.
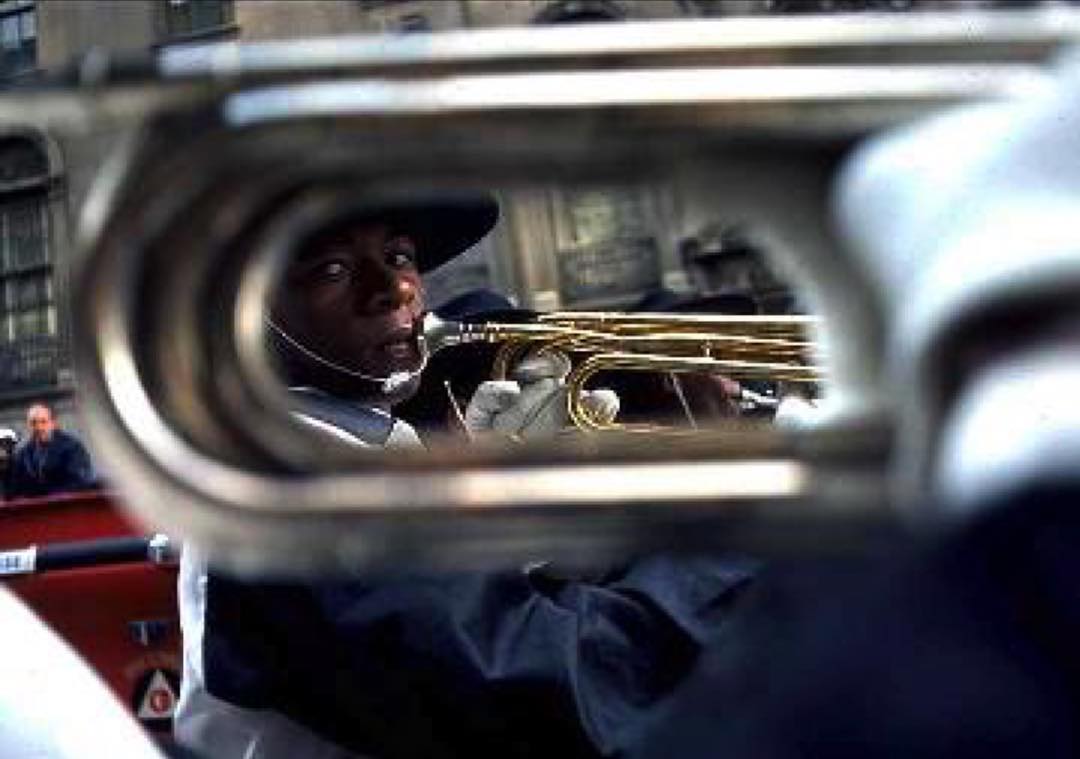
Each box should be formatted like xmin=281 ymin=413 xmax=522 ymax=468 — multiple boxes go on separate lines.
xmin=302 ymin=193 xmax=499 ymax=273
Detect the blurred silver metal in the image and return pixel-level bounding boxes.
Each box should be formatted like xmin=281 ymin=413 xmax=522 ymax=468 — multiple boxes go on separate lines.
xmin=1 ymin=12 xmax=1075 ymax=574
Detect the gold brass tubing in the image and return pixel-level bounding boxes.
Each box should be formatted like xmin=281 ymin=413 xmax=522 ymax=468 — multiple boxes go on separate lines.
xmin=445 ymin=314 xmax=816 ymax=356
xmin=601 ymin=332 xmax=812 ymax=359
xmin=487 ymin=327 xmax=615 ymax=380
xmin=485 ymin=327 xmax=813 ymax=360
xmin=540 ymin=312 xmax=818 ymax=339
xmin=494 ymin=332 xmax=814 ymax=378
xmin=566 ymin=352 xmax=822 ymax=433
xmin=541 ymin=312 xmax=818 ymax=325
xmin=466 ymin=321 xmax=604 ymax=345
xmin=455 ymin=315 xmax=821 ymax=431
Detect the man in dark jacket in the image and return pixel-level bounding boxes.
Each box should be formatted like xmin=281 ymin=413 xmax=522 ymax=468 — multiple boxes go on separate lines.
xmin=7 ymin=404 xmax=95 ymax=499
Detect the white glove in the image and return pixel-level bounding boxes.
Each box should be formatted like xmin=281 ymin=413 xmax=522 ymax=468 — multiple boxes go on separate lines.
xmin=464 ymin=349 xmax=619 ymax=440
xmin=773 ymin=395 xmax=822 ymax=430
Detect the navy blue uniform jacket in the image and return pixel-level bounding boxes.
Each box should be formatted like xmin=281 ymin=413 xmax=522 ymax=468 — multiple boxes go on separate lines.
xmin=635 ymin=483 xmax=1080 ymax=759
xmin=203 ymin=555 xmax=755 ymax=758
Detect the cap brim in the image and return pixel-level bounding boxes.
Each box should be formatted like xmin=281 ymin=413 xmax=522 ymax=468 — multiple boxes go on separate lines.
xmin=387 ymin=197 xmax=500 ymax=273
xmin=309 ymin=194 xmax=499 ymax=274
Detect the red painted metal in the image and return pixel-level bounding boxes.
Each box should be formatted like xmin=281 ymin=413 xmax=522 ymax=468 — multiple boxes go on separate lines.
xmin=0 ymin=492 xmax=180 ymax=733
xmin=0 ymin=491 xmax=153 ymax=547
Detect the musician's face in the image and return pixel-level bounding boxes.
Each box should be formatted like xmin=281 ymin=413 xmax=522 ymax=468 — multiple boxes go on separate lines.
xmin=273 ymin=221 xmax=426 ymax=383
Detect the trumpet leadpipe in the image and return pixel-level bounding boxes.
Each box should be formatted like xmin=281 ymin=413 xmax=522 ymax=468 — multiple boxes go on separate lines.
xmin=540 ymin=311 xmax=818 ymax=339
xmin=420 ymin=312 xmax=598 ymax=355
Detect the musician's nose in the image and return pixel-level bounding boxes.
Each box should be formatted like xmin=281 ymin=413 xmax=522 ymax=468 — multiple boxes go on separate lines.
xmin=355 ymin=258 xmax=419 ymax=315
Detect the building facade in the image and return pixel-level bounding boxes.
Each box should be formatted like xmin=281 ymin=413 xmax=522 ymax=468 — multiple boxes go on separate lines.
xmin=0 ymin=0 xmax=1056 ymax=435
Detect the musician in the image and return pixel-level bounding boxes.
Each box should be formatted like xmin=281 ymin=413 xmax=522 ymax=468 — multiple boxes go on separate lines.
xmin=175 ymin=194 xmax=756 ymax=759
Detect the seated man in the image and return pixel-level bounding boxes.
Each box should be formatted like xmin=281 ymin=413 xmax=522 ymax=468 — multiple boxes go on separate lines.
xmin=176 ymin=193 xmax=756 ymax=759
xmin=7 ymin=404 xmax=95 ymax=499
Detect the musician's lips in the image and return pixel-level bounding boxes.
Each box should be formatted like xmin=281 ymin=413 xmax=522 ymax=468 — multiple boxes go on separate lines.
xmin=377 ymin=323 xmax=422 ymax=364
xmin=385 ymin=341 xmax=416 ymax=359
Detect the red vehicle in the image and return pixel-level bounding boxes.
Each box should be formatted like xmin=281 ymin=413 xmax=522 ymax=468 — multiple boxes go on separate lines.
xmin=0 ymin=492 xmax=181 ymax=737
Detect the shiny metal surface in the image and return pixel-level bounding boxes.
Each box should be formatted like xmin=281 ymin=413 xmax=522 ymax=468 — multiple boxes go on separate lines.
xmin=155 ymin=12 xmax=1080 ymax=77
xmin=7 ymin=13 xmax=1074 ymax=573
xmin=422 ymin=311 xmax=819 ymax=431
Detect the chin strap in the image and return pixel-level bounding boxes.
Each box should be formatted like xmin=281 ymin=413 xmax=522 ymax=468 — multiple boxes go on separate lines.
xmin=266 ymin=319 xmax=427 ymax=395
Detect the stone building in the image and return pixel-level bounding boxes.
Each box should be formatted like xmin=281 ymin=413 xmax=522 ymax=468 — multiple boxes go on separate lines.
xmin=0 ymin=0 xmax=1050 ymax=434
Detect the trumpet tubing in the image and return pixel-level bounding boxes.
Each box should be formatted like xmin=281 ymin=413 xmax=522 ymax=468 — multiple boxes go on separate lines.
xmin=540 ymin=311 xmax=815 ymax=339
xmin=423 ymin=311 xmax=822 ymax=432
xmin=565 ymin=352 xmax=820 ymax=432
xmin=424 ymin=312 xmax=818 ymax=361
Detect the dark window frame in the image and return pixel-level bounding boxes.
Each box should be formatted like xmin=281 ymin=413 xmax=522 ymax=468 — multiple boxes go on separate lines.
xmin=0 ymin=1 xmax=35 ymax=80
xmin=0 ymin=135 xmax=60 ymax=396
xmin=355 ymin=0 xmax=415 ymax=8
xmin=157 ymin=0 xmax=238 ymax=45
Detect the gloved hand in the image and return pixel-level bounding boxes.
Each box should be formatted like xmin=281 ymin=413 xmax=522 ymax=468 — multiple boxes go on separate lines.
xmin=464 ymin=349 xmax=619 ymax=440
xmin=773 ymin=394 xmax=821 ymax=430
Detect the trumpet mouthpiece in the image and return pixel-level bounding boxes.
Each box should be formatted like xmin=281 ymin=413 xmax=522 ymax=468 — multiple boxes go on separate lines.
xmin=421 ymin=312 xmax=477 ymax=355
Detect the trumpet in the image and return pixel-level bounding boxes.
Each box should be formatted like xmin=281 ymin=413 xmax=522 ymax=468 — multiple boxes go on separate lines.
xmin=422 ymin=312 xmax=821 ymax=431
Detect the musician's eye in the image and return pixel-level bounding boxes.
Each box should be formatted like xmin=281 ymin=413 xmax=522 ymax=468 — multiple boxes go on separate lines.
xmin=384 ymin=236 xmax=418 ymax=269
xmin=314 ymin=259 xmax=349 ymax=281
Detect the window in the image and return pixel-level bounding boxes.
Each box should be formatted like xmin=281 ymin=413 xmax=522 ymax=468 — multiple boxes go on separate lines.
xmin=0 ymin=137 xmax=57 ymax=392
xmin=162 ymin=0 xmax=235 ymax=40
xmin=556 ymin=186 xmax=661 ymax=306
xmin=0 ymin=199 xmax=53 ymax=341
xmin=0 ymin=1 xmax=35 ymax=78
xmin=565 ymin=188 xmax=648 ymax=246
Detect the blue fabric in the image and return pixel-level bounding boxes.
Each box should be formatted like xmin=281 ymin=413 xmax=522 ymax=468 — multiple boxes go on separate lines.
xmin=203 ymin=556 xmax=756 ymax=758
xmin=7 ymin=429 xmax=95 ymax=499
xmin=634 ymin=483 xmax=1080 ymax=759
xmin=289 ymin=387 xmax=395 ymax=446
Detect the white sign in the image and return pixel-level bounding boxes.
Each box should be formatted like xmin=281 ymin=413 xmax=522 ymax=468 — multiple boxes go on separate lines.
xmin=0 ymin=547 xmax=36 ymax=576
